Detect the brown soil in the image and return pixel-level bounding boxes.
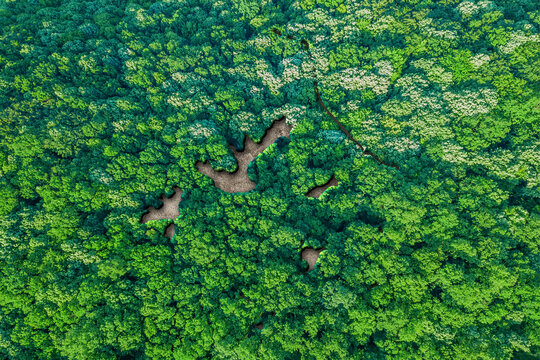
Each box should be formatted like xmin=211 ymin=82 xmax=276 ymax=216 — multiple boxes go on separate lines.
xmin=305 ymin=175 xmax=338 ymax=198
xmin=301 ymin=247 xmax=324 ymax=271
xmin=254 ymin=323 xmax=264 ymax=330
xmin=164 ymin=223 xmax=175 ymax=238
xmin=196 ymin=117 xmax=292 ymax=193
xmin=140 ymin=187 xmax=183 ymax=237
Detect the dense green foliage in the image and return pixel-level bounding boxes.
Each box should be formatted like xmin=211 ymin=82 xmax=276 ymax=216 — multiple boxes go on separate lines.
xmin=1 ymin=0 xmax=539 ymax=358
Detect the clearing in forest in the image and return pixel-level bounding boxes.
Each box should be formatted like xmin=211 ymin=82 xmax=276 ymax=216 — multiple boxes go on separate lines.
xmin=196 ymin=117 xmax=292 ymax=193
xmin=140 ymin=187 xmax=183 ymax=237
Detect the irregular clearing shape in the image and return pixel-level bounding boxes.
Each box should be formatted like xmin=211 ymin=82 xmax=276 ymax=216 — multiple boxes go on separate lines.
xmin=305 ymin=175 xmax=338 ymax=198
xmin=196 ymin=117 xmax=292 ymax=193
xmin=140 ymin=187 xmax=183 ymax=238
xmin=301 ymin=247 xmax=324 ymax=271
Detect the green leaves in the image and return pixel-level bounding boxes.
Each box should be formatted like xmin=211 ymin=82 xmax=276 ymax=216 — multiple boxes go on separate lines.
xmin=0 ymin=0 xmax=538 ymax=359
xmin=453 ymin=113 xmax=512 ymax=151
xmin=441 ymin=49 xmax=474 ymax=83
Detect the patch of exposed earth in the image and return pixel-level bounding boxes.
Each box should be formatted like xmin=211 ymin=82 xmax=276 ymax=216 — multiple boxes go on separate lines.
xmin=305 ymin=175 xmax=338 ymax=198
xmin=301 ymin=247 xmax=324 ymax=271
xmin=196 ymin=116 xmax=292 ymax=193
xmin=140 ymin=187 xmax=183 ymax=237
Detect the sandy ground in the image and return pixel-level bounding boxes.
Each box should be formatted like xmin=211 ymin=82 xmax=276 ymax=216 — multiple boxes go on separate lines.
xmin=140 ymin=187 xmax=183 ymax=237
xmin=301 ymin=247 xmax=324 ymax=271
xmin=305 ymin=175 xmax=338 ymax=198
xmin=196 ymin=117 xmax=292 ymax=193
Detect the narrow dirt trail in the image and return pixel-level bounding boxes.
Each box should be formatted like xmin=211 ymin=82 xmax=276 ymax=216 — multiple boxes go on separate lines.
xmin=275 ymin=29 xmax=400 ymax=171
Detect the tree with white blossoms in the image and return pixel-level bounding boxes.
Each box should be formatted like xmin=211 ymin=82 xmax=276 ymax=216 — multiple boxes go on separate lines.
xmin=0 ymin=0 xmax=538 ymax=359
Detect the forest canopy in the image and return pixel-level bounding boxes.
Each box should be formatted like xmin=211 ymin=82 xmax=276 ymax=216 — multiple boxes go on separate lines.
xmin=0 ymin=0 xmax=539 ymax=359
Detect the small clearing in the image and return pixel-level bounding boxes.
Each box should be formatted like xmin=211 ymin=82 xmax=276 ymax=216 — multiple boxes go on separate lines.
xmin=140 ymin=187 xmax=183 ymax=237
xmin=196 ymin=116 xmax=292 ymax=193
xmin=301 ymin=247 xmax=324 ymax=271
xmin=305 ymin=175 xmax=338 ymax=198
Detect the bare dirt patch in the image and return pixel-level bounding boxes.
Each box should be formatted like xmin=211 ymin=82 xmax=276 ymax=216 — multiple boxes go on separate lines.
xmin=196 ymin=116 xmax=292 ymax=193
xmin=140 ymin=187 xmax=183 ymax=237
xmin=164 ymin=223 xmax=175 ymax=238
xmin=301 ymin=247 xmax=324 ymax=271
xmin=305 ymin=175 xmax=338 ymax=198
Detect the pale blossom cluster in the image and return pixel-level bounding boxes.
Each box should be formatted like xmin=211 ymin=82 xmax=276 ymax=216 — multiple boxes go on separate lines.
xmin=261 ymin=104 xmax=307 ymax=126
xmin=323 ymin=64 xmax=392 ymax=96
xmin=396 ymin=73 xmax=431 ymax=94
xmin=244 ymin=59 xmax=282 ymax=94
xmin=517 ymin=145 xmax=540 ymax=190
xmin=443 ymin=87 xmax=498 ymax=117
xmin=374 ymin=60 xmax=394 ymax=77
xmin=188 ymin=120 xmax=219 ymax=138
xmin=249 ymin=85 xmax=264 ymax=98
xmin=468 ymin=144 xmax=540 ymax=196
xmin=131 ymin=6 xmax=159 ymax=28
xmin=353 ymin=8 xmax=373 ymax=20
xmin=368 ymin=15 xmax=395 ymax=35
xmin=171 ymin=72 xmax=188 ymax=83
xmin=470 ymin=148 xmax=517 ymax=177
xmin=117 ymin=47 xmax=134 ymax=60
xmin=419 ymin=18 xmax=458 ymax=40
xmin=340 ymin=100 xmax=363 ymax=112
xmin=440 ymin=141 xmax=468 ymax=163
xmin=78 ymin=55 xmax=97 ymax=72
xmin=306 ymin=8 xmax=334 ymax=25
xmin=252 ymin=35 xmax=273 ymax=49
xmin=380 ymin=99 xmax=413 ymax=117
xmin=167 ymin=93 xmax=213 ymax=112
xmin=383 ymin=137 xmax=420 ymax=153
xmin=352 ymin=113 xmax=386 ymax=148
xmin=278 ymin=58 xmax=303 ymax=85
xmin=112 ymin=119 xmax=130 ymax=132
xmin=161 ymin=79 xmax=179 ymax=93
xmin=457 ymin=0 xmax=496 ymax=17
xmin=330 ymin=24 xmax=359 ymax=43
xmin=469 ymin=53 xmax=490 ymax=69
xmin=0 ymin=216 xmax=18 ymax=259
xmin=415 ymin=94 xmax=446 ymax=113
xmin=410 ymin=113 xmax=454 ymax=141
xmin=499 ymin=31 xmax=540 ymax=55
xmin=231 ymin=111 xmax=257 ymax=133
xmin=227 ymin=63 xmax=259 ymax=82
xmin=60 ymin=242 xmax=100 ymax=265
xmin=90 ymin=168 xmax=114 ymax=185
xmin=310 ymin=46 xmax=331 ymax=77
xmin=108 ymin=190 xmax=141 ymax=208
xmin=285 ymin=21 xmax=318 ymax=34
xmin=211 ymin=0 xmax=226 ymax=8
xmin=410 ymin=59 xmax=452 ymax=88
